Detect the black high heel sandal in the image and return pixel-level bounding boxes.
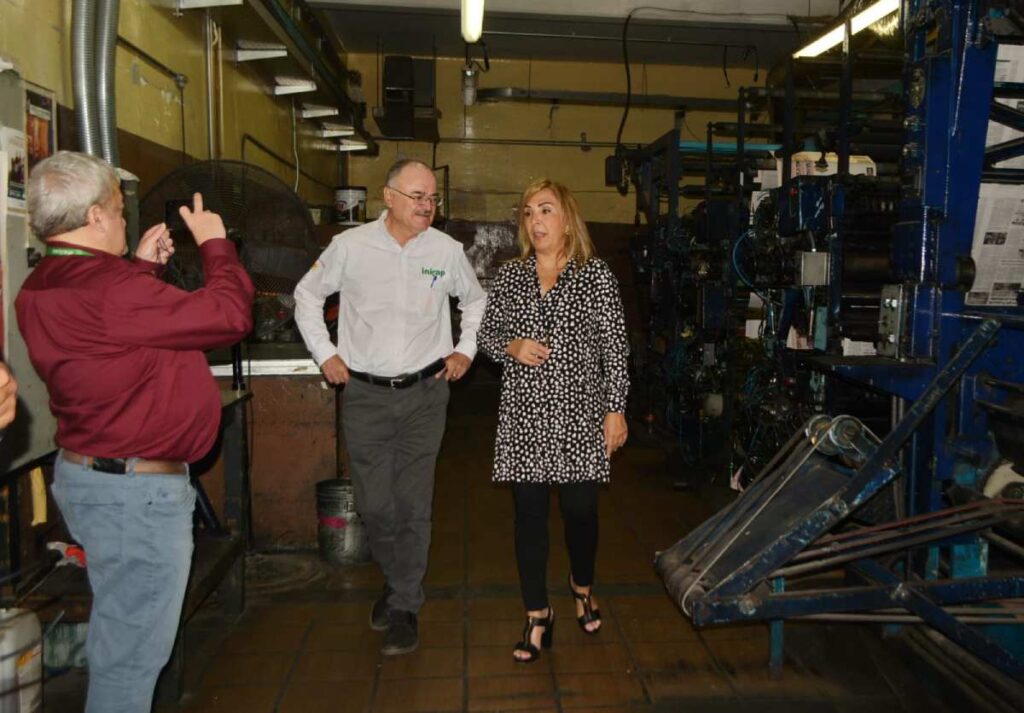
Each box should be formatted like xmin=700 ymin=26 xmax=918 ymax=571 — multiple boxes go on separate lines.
xmin=569 ymin=574 xmax=602 ymax=635
xmin=512 ymin=608 xmax=555 ymax=664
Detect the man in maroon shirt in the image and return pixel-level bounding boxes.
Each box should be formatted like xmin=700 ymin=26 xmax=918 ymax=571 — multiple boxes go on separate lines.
xmin=16 ymin=151 xmax=253 ymax=713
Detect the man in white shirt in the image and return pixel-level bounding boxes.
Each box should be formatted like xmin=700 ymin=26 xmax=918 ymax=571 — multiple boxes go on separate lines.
xmin=294 ymin=159 xmax=486 ymax=655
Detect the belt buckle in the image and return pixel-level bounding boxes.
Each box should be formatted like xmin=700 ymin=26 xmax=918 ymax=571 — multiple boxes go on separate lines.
xmin=389 ymin=376 xmax=403 ymax=389
xmin=92 ymin=457 xmax=127 ymax=474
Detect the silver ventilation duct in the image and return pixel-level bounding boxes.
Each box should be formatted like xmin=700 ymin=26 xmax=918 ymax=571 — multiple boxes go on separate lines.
xmin=72 ymin=0 xmax=100 ymax=156
xmin=72 ymin=0 xmax=120 ymax=165
xmin=96 ymin=0 xmax=121 ymax=166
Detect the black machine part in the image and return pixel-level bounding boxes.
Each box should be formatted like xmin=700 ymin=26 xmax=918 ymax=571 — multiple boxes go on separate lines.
xmin=946 ymin=483 xmax=1024 ymax=545
xmin=164 ymin=199 xmax=190 ymax=232
xmin=987 ymin=393 xmax=1024 ymax=466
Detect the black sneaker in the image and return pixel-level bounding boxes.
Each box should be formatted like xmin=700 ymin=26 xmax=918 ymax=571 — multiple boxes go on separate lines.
xmin=370 ymin=587 xmax=393 ymax=631
xmin=381 ymin=609 xmax=418 ymax=656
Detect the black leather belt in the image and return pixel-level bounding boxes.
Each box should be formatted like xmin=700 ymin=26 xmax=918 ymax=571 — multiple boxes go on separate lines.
xmin=61 ymin=450 xmax=188 ymax=476
xmin=348 ymin=358 xmax=446 ymax=389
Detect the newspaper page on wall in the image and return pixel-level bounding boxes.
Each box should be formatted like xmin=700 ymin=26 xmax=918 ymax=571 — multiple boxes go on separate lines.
xmin=0 ymin=128 xmax=25 ymax=213
xmin=968 ymin=184 xmax=1024 ymax=306
xmin=25 ymin=84 xmax=56 ymax=172
xmin=969 ymin=44 xmax=1024 ymax=307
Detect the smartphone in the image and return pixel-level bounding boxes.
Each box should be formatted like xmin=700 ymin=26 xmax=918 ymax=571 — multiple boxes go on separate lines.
xmin=164 ymin=199 xmax=192 ymax=232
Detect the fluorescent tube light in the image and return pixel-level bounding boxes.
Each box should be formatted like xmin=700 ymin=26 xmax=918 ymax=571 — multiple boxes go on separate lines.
xmin=793 ymin=0 xmax=899 ymax=58
xmin=461 ymin=0 xmax=485 ymax=43
xmin=850 ymin=0 xmax=900 ymax=33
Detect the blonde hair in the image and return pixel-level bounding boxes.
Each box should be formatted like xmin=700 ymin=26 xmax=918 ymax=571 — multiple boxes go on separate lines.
xmin=516 ymin=178 xmax=595 ymax=263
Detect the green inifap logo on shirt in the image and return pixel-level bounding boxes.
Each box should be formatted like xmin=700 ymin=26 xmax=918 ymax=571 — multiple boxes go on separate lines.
xmin=421 ymin=267 xmax=446 ymax=279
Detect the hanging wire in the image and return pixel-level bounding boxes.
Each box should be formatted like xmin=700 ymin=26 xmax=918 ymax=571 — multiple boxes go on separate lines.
xmin=615 ymin=6 xmax=771 ymax=149
xmin=291 ymin=99 xmax=300 ymax=193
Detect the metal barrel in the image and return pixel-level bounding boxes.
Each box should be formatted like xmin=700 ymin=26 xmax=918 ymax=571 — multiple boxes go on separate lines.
xmin=316 ymin=478 xmax=370 ymax=565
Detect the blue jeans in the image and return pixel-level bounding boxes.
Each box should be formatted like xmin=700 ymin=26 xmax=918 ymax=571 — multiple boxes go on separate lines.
xmin=51 ymin=452 xmax=195 ymax=713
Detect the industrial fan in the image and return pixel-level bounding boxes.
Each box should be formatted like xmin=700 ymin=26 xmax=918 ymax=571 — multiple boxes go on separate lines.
xmin=140 ymin=160 xmax=320 ymax=343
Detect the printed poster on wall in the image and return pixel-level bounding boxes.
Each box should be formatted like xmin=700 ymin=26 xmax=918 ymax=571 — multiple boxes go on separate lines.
xmin=0 ymin=129 xmax=26 ymax=213
xmin=25 ymin=84 xmax=56 ymax=172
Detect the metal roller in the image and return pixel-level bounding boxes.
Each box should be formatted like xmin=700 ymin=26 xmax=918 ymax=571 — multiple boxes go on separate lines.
xmin=843 ymin=251 xmax=894 ymax=283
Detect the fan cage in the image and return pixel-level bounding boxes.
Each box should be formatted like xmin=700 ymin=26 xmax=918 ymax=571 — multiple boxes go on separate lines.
xmin=140 ymin=160 xmax=320 ymax=345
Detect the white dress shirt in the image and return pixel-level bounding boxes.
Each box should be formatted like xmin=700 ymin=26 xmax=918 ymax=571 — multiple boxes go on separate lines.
xmin=294 ymin=212 xmax=487 ymax=377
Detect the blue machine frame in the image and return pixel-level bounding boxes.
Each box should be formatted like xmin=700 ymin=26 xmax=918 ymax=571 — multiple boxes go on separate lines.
xmin=657 ymin=0 xmax=1024 ymax=681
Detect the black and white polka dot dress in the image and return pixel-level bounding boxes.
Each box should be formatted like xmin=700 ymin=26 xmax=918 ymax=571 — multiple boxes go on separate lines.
xmin=478 ymin=255 xmax=630 ymax=484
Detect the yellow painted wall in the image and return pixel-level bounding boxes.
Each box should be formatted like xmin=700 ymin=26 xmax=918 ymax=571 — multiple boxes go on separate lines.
xmin=348 ymin=53 xmax=760 ymax=223
xmin=0 ymin=1 xmax=758 ymax=217
xmin=0 ymin=0 xmax=337 ymax=204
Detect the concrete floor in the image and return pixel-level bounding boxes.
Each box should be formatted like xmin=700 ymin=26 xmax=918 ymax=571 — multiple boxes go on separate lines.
xmin=47 ymin=379 xmax=958 ymax=712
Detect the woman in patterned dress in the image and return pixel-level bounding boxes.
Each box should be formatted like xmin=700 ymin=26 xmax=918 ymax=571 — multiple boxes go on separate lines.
xmin=478 ymin=178 xmax=630 ymax=663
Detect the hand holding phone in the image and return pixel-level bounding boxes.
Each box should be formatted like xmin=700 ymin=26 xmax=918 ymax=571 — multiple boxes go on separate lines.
xmin=176 ymin=193 xmax=226 ymax=246
xmin=164 ymin=199 xmax=191 ymax=232
xmin=136 ymin=223 xmax=174 ymax=265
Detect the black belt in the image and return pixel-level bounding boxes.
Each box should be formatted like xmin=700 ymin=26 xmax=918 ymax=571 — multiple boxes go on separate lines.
xmin=348 ymin=358 xmax=446 ymax=389
xmin=61 ymin=450 xmax=188 ymax=476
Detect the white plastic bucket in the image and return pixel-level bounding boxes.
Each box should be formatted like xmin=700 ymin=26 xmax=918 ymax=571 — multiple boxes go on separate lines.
xmin=0 ymin=609 xmax=41 ymax=713
xmin=334 ymin=187 xmax=367 ymax=225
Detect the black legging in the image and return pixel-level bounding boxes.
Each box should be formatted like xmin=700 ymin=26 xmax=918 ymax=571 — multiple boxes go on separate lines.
xmin=512 ymin=482 xmax=599 ymax=611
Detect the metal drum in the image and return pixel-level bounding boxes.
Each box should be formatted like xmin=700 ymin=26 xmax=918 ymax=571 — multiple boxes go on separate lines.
xmin=316 ymin=478 xmax=370 ymax=565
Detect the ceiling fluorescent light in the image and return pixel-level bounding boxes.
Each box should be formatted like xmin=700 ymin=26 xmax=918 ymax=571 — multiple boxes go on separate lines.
xmin=461 ymin=0 xmax=485 ymax=43
xmin=793 ymin=0 xmax=899 ymax=58
xmin=793 ymin=26 xmax=846 ymax=58
xmin=850 ymin=0 xmax=900 ymax=33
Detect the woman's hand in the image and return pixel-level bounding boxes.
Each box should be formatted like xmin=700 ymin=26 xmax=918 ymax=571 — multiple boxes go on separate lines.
xmin=603 ymin=412 xmax=628 ymax=457
xmin=506 ymin=338 xmax=551 ymax=367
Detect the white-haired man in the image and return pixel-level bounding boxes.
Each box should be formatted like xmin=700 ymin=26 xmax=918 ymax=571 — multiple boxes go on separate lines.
xmin=16 ymin=151 xmax=254 ymax=713
xmin=295 ymin=158 xmax=486 ymax=655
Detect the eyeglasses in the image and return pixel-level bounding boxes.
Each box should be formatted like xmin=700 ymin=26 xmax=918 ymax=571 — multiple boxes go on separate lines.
xmin=388 ymin=186 xmax=444 ymax=209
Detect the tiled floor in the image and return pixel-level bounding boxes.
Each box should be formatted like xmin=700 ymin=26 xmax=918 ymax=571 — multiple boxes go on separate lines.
xmin=50 ymin=380 xmax=955 ymax=712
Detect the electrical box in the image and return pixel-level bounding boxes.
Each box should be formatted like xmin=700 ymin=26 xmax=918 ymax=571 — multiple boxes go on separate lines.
xmin=0 ymin=66 xmax=57 ymax=471
xmin=877 ymin=284 xmax=906 ymax=359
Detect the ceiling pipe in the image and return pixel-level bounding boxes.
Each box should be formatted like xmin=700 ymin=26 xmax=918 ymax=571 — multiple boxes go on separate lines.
xmin=484 ymin=29 xmax=759 ymax=52
xmin=72 ymin=0 xmax=101 ymax=156
xmin=476 ymin=87 xmax=738 ymax=111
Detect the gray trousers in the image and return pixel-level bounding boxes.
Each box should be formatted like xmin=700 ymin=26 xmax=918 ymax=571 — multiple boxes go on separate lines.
xmin=341 ymin=375 xmax=450 ymax=613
